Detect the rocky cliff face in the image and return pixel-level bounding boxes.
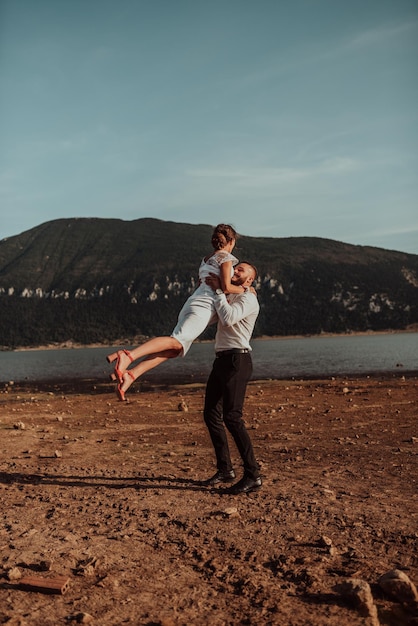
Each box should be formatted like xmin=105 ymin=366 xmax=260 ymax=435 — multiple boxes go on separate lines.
xmin=1 ymin=217 xmax=417 ymax=347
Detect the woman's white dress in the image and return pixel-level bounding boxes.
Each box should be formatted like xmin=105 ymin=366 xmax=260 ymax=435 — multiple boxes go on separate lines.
xmin=171 ymin=251 xmax=238 ymax=355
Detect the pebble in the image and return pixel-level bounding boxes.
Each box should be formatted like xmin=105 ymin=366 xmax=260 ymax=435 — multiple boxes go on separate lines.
xmin=68 ymin=613 xmax=94 ymax=624
xmin=318 ymin=535 xmax=333 ymax=547
xmin=335 ymin=578 xmax=379 ymax=625
xmin=378 ymin=569 xmax=418 ymax=604
xmin=7 ymin=566 xmax=22 ymax=581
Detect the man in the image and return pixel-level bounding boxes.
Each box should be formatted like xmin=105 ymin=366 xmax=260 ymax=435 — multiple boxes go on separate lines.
xmin=202 ymin=262 xmax=262 ymax=495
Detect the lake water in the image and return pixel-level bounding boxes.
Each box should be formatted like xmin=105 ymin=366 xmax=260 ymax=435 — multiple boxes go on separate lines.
xmin=0 ymin=333 xmax=417 ymax=384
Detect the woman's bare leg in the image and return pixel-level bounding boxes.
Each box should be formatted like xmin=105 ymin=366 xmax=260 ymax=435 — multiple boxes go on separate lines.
xmin=108 ymin=337 xmax=182 ymax=379
xmin=118 ymin=348 xmax=182 ymax=396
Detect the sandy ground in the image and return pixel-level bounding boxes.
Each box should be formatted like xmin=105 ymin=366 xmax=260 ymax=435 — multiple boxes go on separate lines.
xmin=0 ymin=374 xmax=417 ymax=626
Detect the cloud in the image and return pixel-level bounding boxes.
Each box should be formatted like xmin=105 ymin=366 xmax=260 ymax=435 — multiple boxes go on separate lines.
xmin=368 ymin=224 xmax=418 ymax=238
xmin=224 ymin=17 xmax=418 ymax=96
xmin=186 ymin=157 xmax=359 ymax=188
xmin=345 ymin=19 xmax=418 ymax=51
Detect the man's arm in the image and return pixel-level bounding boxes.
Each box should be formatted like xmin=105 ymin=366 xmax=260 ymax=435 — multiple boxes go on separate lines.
xmin=214 ymin=291 xmax=259 ymax=327
xmin=206 ymin=273 xmax=259 ymax=327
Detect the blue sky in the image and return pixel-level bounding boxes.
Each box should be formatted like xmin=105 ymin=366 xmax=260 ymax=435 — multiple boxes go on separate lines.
xmin=1 ymin=0 xmax=417 ymax=253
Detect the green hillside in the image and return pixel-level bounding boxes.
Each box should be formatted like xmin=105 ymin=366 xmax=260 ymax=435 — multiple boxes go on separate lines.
xmin=0 ymin=218 xmax=417 ymax=347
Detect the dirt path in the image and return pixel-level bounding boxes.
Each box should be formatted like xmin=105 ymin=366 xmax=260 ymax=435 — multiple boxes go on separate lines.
xmin=0 ymin=375 xmax=417 ymax=625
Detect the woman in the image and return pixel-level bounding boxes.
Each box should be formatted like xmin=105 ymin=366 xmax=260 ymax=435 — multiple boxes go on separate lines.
xmin=107 ymin=224 xmax=247 ymax=400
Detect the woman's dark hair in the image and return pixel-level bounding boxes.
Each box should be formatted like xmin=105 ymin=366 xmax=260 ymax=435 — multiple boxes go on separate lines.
xmin=211 ymin=224 xmax=238 ymax=250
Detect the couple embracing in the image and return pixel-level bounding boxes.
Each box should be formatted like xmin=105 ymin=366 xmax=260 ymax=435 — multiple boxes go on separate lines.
xmin=107 ymin=224 xmax=262 ymax=495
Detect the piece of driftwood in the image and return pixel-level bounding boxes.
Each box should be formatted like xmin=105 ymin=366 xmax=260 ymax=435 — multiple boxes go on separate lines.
xmin=18 ymin=575 xmax=70 ymax=595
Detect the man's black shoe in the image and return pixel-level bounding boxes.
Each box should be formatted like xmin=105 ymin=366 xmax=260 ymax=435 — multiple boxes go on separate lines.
xmin=227 ymin=475 xmax=262 ymax=495
xmin=202 ymin=470 xmax=236 ymax=487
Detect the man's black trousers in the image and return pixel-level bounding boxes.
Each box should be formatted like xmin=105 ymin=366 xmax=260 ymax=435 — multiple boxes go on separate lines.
xmin=203 ymin=352 xmax=260 ymax=480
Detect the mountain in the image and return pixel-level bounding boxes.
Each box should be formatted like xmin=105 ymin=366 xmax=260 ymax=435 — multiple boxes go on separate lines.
xmin=0 ymin=217 xmax=417 ymax=348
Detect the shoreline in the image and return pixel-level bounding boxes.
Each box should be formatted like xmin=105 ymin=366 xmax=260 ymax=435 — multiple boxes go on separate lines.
xmin=3 ymin=371 xmax=416 ymax=396
xmin=5 ymin=325 xmax=418 ymax=352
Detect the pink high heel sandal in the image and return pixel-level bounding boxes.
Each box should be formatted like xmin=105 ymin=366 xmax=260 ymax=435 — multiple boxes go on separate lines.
xmin=106 ymin=349 xmax=133 ymax=383
xmin=116 ymin=371 xmax=135 ymax=402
